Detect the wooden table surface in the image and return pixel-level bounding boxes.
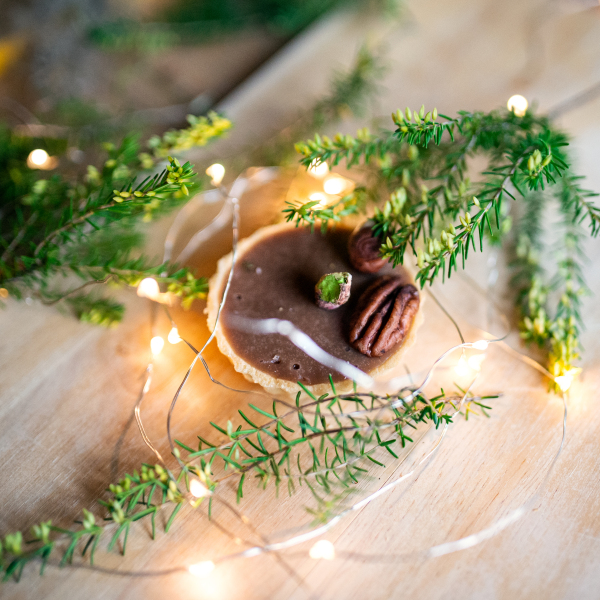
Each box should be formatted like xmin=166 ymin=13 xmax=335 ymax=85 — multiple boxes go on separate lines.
xmin=2 ymin=1 xmax=600 ymax=598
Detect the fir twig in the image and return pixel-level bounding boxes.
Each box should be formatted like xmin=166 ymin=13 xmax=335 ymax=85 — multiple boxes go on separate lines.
xmin=291 ymin=104 xmax=598 ymax=380
xmin=0 ymin=114 xmax=230 ymax=319
xmin=0 ymin=382 xmax=494 ymax=582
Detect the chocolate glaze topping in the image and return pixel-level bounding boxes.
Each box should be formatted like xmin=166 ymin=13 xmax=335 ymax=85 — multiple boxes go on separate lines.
xmin=220 ymin=227 xmax=413 ymax=385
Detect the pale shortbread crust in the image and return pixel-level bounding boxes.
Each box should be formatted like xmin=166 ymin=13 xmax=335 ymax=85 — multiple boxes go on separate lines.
xmin=206 ymin=222 xmax=424 ymax=396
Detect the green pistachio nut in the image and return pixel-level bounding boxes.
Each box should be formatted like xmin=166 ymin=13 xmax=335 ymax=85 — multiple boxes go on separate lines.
xmin=315 ymin=272 xmax=352 ymax=310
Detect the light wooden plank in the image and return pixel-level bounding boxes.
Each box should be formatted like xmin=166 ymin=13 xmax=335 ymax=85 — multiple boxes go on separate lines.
xmin=2 ymin=0 xmax=600 ymax=598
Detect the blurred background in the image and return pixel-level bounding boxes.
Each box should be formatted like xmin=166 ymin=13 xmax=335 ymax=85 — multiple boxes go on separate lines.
xmin=2 ymin=0 xmax=600 ymax=170
xmin=0 ymin=0 xmax=398 ymax=152
xmin=2 ymin=4 xmax=600 ymax=598
xmin=2 ymin=0 xmax=600 ymax=282
xmin=3 ymin=0 xmax=600 ymax=318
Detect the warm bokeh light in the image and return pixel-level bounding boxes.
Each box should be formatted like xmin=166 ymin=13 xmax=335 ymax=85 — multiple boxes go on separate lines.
xmin=309 ymin=192 xmax=328 ymax=206
xmin=206 ymin=163 xmax=225 ymax=186
xmin=467 ymin=354 xmax=486 ymax=372
xmin=189 ymin=479 xmax=210 ymax=498
xmin=150 ymin=336 xmax=165 ymax=356
xmin=307 ymin=160 xmax=329 ymax=178
xmin=168 ymin=327 xmax=181 ymax=344
xmin=27 ymin=149 xmax=57 ymax=170
xmin=454 ymin=355 xmax=470 ymax=377
xmin=137 ymin=278 xmax=160 ymax=300
xmin=323 ymin=175 xmax=346 ymax=195
xmin=189 ymin=561 xmax=215 ymax=578
xmin=554 ymin=368 xmax=581 ymax=393
xmin=29 ymin=148 xmax=49 ymax=166
xmin=309 ymin=539 xmax=335 ymax=560
xmin=554 ymin=375 xmax=572 ymax=393
xmin=472 ymin=340 xmax=489 ymax=351
xmin=507 ymin=95 xmax=528 ymax=117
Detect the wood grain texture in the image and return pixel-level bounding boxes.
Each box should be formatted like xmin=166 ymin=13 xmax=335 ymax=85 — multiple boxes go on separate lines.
xmin=2 ymin=0 xmax=600 ymax=598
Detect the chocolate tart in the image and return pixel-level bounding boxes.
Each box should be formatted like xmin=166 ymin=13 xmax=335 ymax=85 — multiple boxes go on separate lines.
xmin=206 ymin=223 xmax=423 ymax=395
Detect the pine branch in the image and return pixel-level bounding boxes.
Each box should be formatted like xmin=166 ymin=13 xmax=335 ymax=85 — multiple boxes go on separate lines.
xmin=0 ymin=383 xmax=494 ymax=582
xmin=558 ymin=173 xmax=600 ymax=236
xmin=295 ymin=127 xmax=402 ymax=169
xmin=290 ymin=104 xmax=598 ymax=380
xmin=66 ymin=294 xmax=125 ymax=328
xmin=178 ymin=383 xmax=494 ymax=503
xmin=235 ymin=45 xmax=387 ymax=169
xmin=0 ymin=114 xmax=230 ymax=319
xmin=147 ymin=112 xmax=232 ymax=158
xmin=283 ymin=187 xmax=368 ymax=231
xmin=514 ymin=178 xmax=588 ymax=386
xmin=31 ymin=157 xmax=195 ymax=265
xmin=0 ymin=465 xmax=179 ymax=581
xmin=406 ymin=146 xmax=533 ymax=287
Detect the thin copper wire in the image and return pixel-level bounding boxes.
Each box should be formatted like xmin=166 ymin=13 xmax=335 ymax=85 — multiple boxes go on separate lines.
xmin=88 ymin=168 xmax=569 ymax=580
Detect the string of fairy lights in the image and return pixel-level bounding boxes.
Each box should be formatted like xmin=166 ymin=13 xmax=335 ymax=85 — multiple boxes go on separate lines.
xmin=8 ymin=93 xmax=579 ymax=583
xmin=123 ymin=117 xmax=572 ymax=579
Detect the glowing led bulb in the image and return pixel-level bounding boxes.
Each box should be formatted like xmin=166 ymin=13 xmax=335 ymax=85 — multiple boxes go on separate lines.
xmin=168 ymin=327 xmax=181 ymax=344
xmin=309 ymin=540 xmax=335 ymax=560
xmin=454 ymin=356 xmax=470 ymax=377
xmin=307 ymin=160 xmax=329 ymax=178
xmin=189 ymin=561 xmax=215 ymax=578
xmin=309 ymin=192 xmax=327 ymax=206
xmin=28 ymin=149 xmax=49 ymax=167
xmin=554 ymin=375 xmax=572 ymax=392
xmin=472 ymin=340 xmax=489 ymax=351
xmin=137 ymin=278 xmax=160 ymax=300
xmin=150 ymin=336 xmax=165 ymax=356
xmin=27 ymin=149 xmax=58 ymax=170
xmin=553 ymin=367 xmax=581 ymax=392
xmin=467 ymin=354 xmax=486 ymax=372
xmin=189 ymin=479 xmax=210 ymax=498
xmin=206 ymin=163 xmax=225 ymax=186
xmin=507 ymin=95 xmax=528 ymax=117
xmin=323 ymin=175 xmax=346 ymax=195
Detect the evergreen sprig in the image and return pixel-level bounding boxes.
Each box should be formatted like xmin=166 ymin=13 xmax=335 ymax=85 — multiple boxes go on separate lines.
xmin=513 ymin=181 xmax=588 ymax=386
xmin=238 ymin=45 xmax=386 ymax=169
xmin=176 ymin=382 xmax=494 ymax=514
xmin=0 ymin=382 xmax=493 ymax=582
xmin=0 ymin=462 xmax=178 ymax=581
xmin=284 ymin=187 xmax=368 ymax=232
xmin=290 ymin=105 xmax=599 ymax=380
xmin=0 ymin=114 xmax=230 ymax=323
xmin=148 ymin=112 xmax=232 ymax=158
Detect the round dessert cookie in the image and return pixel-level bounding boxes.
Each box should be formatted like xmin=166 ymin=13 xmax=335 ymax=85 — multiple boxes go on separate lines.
xmin=206 ymin=222 xmax=423 ymax=396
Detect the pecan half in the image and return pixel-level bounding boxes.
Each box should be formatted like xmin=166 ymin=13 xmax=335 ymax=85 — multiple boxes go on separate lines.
xmin=349 ymin=276 xmax=420 ymax=357
xmin=348 ymin=224 xmax=387 ymax=273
